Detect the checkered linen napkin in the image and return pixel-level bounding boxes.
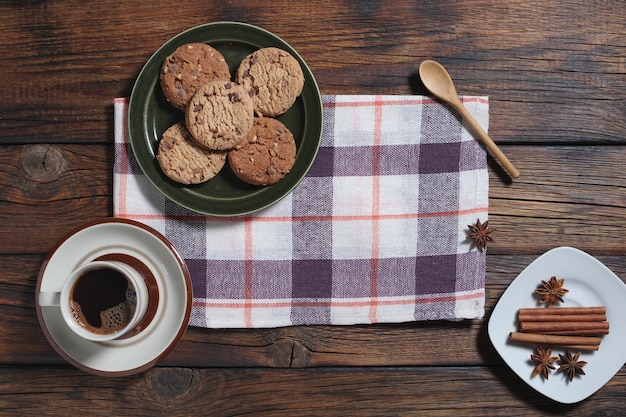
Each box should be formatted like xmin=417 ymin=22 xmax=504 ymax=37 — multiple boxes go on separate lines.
xmin=114 ymin=95 xmax=489 ymax=328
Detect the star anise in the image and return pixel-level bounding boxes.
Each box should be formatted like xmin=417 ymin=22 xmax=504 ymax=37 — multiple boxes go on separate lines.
xmin=535 ymin=276 xmax=569 ymax=307
xmin=558 ymin=351 xmax=587 ymax=382
xmin=530 ymin=345 xmax=558 ymax=379
xmin=467 ymin=219 xmax=495 ymax=251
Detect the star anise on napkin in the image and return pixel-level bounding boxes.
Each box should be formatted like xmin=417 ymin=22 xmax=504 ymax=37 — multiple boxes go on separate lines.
xmin=467 ymin=219 xmax=495 ymax=251
xmin=558 ymin=351 xmax=587 ymax=382
xmin=530 ymin=345 xmax=558 ymax=379
xmin=535 ymin=276 xmax=569 ymax=307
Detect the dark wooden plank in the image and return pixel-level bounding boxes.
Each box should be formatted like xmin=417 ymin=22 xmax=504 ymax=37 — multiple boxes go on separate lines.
xmin=0 ymin=365 xmax=624 ymax=416
xmin=489 ymin=145 xmax=626 ymax=256
xmin=1 ymin=145 xmax=623 ymax=255
xmin=0 ymin=1 xmax=624 ymax=144
xmin=2 ymin=254 xmax=623 ymax=368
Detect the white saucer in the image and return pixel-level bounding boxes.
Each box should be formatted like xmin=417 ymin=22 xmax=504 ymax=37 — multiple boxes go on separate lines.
xmin=488 ymin=247 xmax=626 ymax=403
xmin=36 ymin=218 xmax=192 ymax=376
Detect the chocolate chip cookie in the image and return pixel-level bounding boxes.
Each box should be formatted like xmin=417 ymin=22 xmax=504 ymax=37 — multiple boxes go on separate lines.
xmin=228 ymin=117 xmax=297 ymax=186
xmin=156 ymin=122 xmax=227 ymax=185
xmin=160 ymin=43 xmax=231 ymax=111
xmin=185 ymin=81 xmax=254 ymax=151
xmin=235 ymin=47 xmax=305 ymax=117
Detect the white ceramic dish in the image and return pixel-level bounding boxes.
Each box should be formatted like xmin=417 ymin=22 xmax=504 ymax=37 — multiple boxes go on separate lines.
xmin=36 ymin=218 xmax=192 ymax=376
xmin=488 ymin=246 xmax=626 ymax=404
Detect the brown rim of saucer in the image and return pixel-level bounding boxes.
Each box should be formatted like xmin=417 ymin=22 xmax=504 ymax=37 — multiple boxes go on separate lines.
xmin=35 ymin=217 xmax=192 ymax=377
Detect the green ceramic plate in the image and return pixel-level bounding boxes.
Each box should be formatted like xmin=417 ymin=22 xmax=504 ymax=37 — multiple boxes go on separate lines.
xmin=128 ymin=22 xmax=322 ymax=216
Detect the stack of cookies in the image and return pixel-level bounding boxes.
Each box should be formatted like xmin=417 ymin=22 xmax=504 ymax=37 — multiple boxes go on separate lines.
xmin=156 ymin=43 xmax=305 ymax=186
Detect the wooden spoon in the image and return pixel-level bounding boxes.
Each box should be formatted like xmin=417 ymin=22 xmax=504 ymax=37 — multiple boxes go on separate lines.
xmin=419 ymin=60 xmax=520 ymax=179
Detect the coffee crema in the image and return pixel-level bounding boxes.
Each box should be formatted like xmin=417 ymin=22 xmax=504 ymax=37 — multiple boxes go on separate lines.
xmin=69 ymin=267 xmax=136 ymax=335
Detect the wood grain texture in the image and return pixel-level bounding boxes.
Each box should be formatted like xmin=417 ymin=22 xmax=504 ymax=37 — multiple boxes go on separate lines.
xmin=0 ymin=1 xmax=624 ymax=144
xmin=1 ymin=366 xmax=625 ymax=416
xmin=0 ymin=0 xmax=624 ymax=414
xmin=0 ymin=145 xmax=623 ymax=255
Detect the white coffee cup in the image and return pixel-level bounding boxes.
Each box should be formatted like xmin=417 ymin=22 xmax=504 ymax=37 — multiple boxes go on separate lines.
xmin=38 ymin=260 xmax=149 ymax=342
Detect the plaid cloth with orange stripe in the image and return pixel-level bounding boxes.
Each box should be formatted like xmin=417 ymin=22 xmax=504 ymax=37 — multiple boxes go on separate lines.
xmin=114 ymin=95 xmax=488 ymax=328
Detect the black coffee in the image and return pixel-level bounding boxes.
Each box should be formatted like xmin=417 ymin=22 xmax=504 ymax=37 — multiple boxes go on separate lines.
xmin=69 ymin=267 xmax=134 ymax=335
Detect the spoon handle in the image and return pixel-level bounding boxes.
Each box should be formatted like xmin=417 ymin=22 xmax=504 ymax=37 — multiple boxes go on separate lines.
xmin=454 ymin=102 xmax=520 ymax=179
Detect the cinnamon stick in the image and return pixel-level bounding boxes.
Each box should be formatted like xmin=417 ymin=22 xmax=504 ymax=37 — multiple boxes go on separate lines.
xmin=509 ymin=332 xmax=601 ymax=351
xmin=518 ymin=306 xmax=606 ymax=316
xmin=554 ymin=344 xmax=600 ymax=351
xmin=520 ymin=321 xmax=609 ymax=334
xmin=518 ymin=313 xmax=606 ymax=322
xmin=547 ymin=329 xmax=610 ymax=336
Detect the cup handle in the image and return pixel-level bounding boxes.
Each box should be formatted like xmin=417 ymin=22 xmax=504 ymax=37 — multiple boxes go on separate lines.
xmin=39 ymin=291 xmax=61 ymax=307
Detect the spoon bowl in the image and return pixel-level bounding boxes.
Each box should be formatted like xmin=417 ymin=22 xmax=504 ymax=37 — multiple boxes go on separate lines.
xmin=419 ymin=60 xmax=520 ymax=179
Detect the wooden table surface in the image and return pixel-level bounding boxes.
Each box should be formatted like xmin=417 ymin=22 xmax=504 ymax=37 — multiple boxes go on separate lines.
xmin=1 ymin=0 xmax=625 ymax=415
